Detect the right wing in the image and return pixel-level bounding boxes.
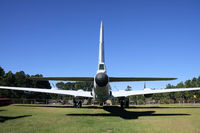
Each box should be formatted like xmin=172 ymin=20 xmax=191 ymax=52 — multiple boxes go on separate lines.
xmin=31 ymin=77 xmax=94 ymax=81
xmin=112 ymin=87 xmax=200 ymax=97
xmin=0 ymin=86 xmax=93 ymax=98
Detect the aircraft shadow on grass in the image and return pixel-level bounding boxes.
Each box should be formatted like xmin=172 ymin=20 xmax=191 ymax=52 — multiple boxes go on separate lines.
xmin=127 ymin=106 xmax=200 ymax=109
xmin=15 ymin=105 xmax=200 ymax=109
xmin=67 ymin=106 xmax=190 ymax=120
xmin=0 ymin=115 xmax=32 ymax=123
xmin=15 ymin=105 xmax=102 ymax=109
xmin=14 ymin=105 xmax=192 ymax=119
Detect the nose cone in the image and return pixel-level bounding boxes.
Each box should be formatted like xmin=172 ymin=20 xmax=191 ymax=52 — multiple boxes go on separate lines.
xmin=95 ymin=73 xmax=109 ymax=87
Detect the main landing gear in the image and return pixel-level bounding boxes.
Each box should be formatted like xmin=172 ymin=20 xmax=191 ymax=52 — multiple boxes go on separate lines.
xmin=73 ymin=99 xmax=82 ymax=108
xmin=99 ymin=103 xmax=104 ymax=106
xmin=119 ymin=98 xmax=129 ymax=108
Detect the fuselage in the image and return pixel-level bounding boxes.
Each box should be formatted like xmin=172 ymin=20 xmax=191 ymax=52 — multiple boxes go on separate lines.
xmin=93 ymin=67 xmax=110 ymax=102
xmin=92 ymin=21 xmax=111 ymax=103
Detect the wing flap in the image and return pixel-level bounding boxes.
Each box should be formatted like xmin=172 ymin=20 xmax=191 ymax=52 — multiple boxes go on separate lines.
xmin=0 ymin=86 xmax=92 ymax=98
xmin=112 ymin=87 xmax=200 ymax=97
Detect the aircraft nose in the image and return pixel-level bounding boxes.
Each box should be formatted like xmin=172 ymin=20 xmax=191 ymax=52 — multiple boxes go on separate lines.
xmin=95 ymin=73 xmax=109 ymax=87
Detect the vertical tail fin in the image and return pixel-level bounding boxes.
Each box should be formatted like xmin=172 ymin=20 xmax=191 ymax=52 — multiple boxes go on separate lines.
xmin=97 ymin=21 xmax=106 ymax=73
xmin=99 ymin=21 xmax=105 ymax=63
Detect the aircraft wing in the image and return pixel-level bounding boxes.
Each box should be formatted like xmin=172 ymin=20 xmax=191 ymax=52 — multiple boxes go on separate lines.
xmin=0 ymin=86 xmax=93 ymax=98
xmin=109 ymin=77 xmax=177 ymax=82
xmin=112 ymin=87 xmax=200 ymax=97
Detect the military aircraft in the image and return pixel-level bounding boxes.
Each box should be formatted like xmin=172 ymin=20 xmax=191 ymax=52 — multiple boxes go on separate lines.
xmin=1 ymin=21 xmax=200 ymax=108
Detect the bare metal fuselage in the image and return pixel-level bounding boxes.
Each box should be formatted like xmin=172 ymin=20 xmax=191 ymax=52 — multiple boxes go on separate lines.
xmin=93 ymin=74 xmax=110 ymax=102
xmin=92 ymin=21 xmax=110 ymax=103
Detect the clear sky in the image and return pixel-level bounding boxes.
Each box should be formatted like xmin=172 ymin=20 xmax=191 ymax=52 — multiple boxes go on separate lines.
xmin=0 ymin=0 xmax=200 ymax=91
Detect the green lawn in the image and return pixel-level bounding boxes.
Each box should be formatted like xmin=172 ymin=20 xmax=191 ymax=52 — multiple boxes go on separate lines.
xmin=0 ymin=104 xmax=200 ymax=133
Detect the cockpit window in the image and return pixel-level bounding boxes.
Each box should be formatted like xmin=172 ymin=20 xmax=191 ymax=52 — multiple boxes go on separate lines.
xmin=99 ymin=64 xmax=105 ymax=70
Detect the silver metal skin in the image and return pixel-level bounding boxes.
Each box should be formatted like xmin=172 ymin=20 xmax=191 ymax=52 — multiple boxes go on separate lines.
xmin=99 ymin=21 xmax=105 ymax=64
xmin=93 ymin=21 xmax=110 ymax=103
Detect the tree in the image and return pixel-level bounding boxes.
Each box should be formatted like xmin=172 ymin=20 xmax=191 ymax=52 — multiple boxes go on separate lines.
xmin=15 ymin=71 xmax=26 ymax=87
xmin=31 ymin=74 xmax=51 ymax=89
xmin=0 ymin=66 xmax=5 ymax=85
xmin=198 ymin=76 xmax=200 ymax=87
xmin=191 ymin=78 xmax=198 ymax=87
xmin=4 ymin=71 xmax=16 ymax=86
xmin=0 ymin=66 xmax=5 ymax=77
xmin=1 ymin=71 xmax=16 ymax=98
xmin=56 ymin=82 xmax=65 ymax=90
xmin=56 ymin=81 xmax=93 ymax=91
xmin=0 ymin=67 xmax=52 ymax=99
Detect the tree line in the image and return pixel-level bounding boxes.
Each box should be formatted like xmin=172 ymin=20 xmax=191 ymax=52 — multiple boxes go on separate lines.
xmin=56 ymin=81 xmax=93 ymax=91
xmin=0 ymin=66 xmax=93 ymax=101
xmin=0 ymin=66 xmax=51 ymax=99
xmin=0 ymin=66 xmax=200 ymax=104
xmin=128 ymin=77 xmax=200 ymax=104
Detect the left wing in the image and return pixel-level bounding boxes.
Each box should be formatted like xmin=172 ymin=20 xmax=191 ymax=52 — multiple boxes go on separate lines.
xmin=0 ymin=86 xmax=92 ymax=98
xmin=112 ymin=87 xmax=200 ymax=97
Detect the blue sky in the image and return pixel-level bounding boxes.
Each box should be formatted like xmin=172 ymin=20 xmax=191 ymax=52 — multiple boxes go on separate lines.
xmin=0 ymin=0 xmax=200 ymax=90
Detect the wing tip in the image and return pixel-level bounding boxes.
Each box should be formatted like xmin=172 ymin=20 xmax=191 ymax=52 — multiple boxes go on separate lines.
xmin=169 ymin=78 xmax=177 ymax=80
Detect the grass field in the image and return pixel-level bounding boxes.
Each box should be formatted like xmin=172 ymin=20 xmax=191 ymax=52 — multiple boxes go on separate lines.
xmin=0 ymin=104 xmax=200 ymax=133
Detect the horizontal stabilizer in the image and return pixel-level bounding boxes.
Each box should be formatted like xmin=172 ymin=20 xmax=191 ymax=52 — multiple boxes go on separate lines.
xmin=31 ymin=77 xmax=176 ymax=82
xmin=109 ymin=77 xmax=177 ymax=82
xmin=31 ymin=77 xmax=94 ymax=81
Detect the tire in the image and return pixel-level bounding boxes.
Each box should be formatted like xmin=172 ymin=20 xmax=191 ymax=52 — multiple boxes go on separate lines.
xmin=125 ymin=100 xmax=129 ymax=108
xmin=120 ymin=100 xmax=125 ymax=108
xmin=78 ymin=101 xmax=82 ymax=108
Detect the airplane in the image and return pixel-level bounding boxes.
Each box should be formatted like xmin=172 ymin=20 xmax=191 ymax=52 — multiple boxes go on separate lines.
xmin=1 ymin=21 xmax=200 ymax=108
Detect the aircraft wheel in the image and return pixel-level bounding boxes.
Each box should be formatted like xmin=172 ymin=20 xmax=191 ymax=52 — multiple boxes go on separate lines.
xmin=73 ymin=100 xmax=79 ymax=108
xmin=125 ymin=100 xmax=129 ymax=108
xmin=120 ymin=100 xmax=125 ymax=108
